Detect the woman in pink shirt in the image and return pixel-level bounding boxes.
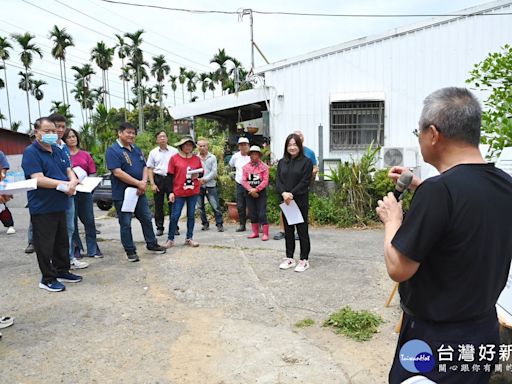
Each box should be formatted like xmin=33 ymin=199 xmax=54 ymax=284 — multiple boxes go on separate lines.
xmin=242 ymin=146 xmax=270 ymax=241
xmin=63 ymin=128 xmax=102 ymax=258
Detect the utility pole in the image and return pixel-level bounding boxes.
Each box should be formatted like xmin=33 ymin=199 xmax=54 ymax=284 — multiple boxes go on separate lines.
xmin=240 ymin=9 xmax=255 ymax=72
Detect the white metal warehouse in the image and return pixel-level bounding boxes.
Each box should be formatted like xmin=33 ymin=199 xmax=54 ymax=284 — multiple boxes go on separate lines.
xmin=256 ymin=0 xmax=512 ymax=176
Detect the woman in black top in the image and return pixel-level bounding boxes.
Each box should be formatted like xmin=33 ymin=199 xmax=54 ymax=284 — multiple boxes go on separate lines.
xmin=276 ymin=133 xmax=313 ymax=272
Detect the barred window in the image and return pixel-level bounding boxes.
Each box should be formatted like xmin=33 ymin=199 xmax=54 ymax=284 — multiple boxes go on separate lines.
xmin=330 ymin=101 xmax=384 ymax=150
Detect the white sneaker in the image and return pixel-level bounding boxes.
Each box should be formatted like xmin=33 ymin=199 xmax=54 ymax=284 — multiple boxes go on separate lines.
xmin=294 ymin=259 xmax=310 ymax=272
xmin=6 ymin=227 xmax=15 ymax=235
xmin=279 ymin=258 xmax=296 ymax=270
xmin=70 ymin=258 xmax=89 ymax=270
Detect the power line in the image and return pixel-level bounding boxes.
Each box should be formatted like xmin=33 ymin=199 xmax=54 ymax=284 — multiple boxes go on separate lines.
xmin=21 ymin=0 xmax=210 ymax=73
xmin=86 ymin=0 xmax=211 ymax=62
xmin=54 ymin=0 xmax=212 ymax=71
xmin=99 ymin=0 xmax=512 ymax=17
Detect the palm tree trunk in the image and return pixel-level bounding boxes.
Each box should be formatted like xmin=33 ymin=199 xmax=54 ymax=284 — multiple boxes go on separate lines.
xmin=137 ymin=66 xmax=144 ymax=131
xmin=63 ymin=58 xmax=70 ymax=105
xmin=106 ymin=70 xmax=111 ymax=109
xmin=59 ymin=59 xmax=65 ymax=103
xmin=37 ymin=99 xmax=41 ymax=118
xmin=159 ymin=81 xmax=163 ymax=120
xmin=121 ymin=57 xmax=127 ymax=119
xmin=25 ymin=67 xmax=32 ymax=129
xmin=181 ymin=84 xmax=184 ymax=104
xmin=2 ymin=61 xmax=12 ymax=129
xmin=80 ymin=107 xmax=85 ymax=127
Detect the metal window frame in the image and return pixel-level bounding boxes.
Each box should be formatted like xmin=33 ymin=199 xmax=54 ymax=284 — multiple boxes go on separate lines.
xmin=329 ymin=100 xmax=384 ymax=150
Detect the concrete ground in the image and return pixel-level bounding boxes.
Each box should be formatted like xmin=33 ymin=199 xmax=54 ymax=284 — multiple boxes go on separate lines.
xmin=0 ymin=206 xmax=401 ymax=383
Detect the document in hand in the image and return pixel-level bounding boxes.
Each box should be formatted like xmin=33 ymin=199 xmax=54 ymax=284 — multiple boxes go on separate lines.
xmin=76 ymin=177 xmax=102 ymax=193
xmin=187 ymin=168 xmax=203 ymax=175
xmin=121 ymin=187 xmax=139 ymax=212
xmin=0 ymin=178 xmax=37 ymax=195
xmin=72 ymin=166 xmax=88 ymax=182
xmin=279 ymin=200 xmax=304 ymax=225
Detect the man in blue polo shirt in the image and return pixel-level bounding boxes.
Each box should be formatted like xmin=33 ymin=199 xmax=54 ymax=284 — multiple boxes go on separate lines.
xmin=21 ymin=117 xmax=83 ymax=292
xmin=106 ymin=122 xmax=166 ymax=262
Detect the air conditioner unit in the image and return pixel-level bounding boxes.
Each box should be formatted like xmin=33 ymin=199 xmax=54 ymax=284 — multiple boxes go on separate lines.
xmin=381 ymin=147 xmax=418 ymax=168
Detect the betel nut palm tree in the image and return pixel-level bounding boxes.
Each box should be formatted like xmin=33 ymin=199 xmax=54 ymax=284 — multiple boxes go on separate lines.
xmin=49 ymin=25 xmax=74 ymax=105
xmin=91 ymin=41 xmax=115 ymax=109
xmin=125 ymin=29 xmax=146 ymax=130
xmin=115 ymin=34 xmax=131 ymax=118
xmin=151 ymin=54 xmax=170 ymax=119
xmin=31 ymin=79 xmax=47 ymax=118
xmin=0 ymin=36 xmax=13 ymax=128
xmin=12 ymin=32 xmax=42 ymax=129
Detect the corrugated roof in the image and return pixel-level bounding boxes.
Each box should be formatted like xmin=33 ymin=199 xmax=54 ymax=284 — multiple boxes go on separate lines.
xmin=256 ymin=0 xmax=512 ymax=73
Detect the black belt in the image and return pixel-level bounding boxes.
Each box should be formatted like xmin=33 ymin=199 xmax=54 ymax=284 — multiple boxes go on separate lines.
xmin=154 ymin=173 xmax=168 ymax=178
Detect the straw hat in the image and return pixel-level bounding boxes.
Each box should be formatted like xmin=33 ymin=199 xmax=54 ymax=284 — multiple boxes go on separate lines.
xmin=175 ymin=135 xmax=196 ymax=147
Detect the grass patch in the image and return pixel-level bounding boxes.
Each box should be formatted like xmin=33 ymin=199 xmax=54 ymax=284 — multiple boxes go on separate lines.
xmin=323 ymin=306 xmax=383 ymax=341
xmin=294 ymin=318 xmax=315 ymax=328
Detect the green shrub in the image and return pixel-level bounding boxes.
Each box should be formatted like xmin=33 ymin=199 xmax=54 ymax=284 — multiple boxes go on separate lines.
xmin=324 ymin=306 xmax=384 ymax=341
xmin=295 ymin=318 xmax=315 ymax=328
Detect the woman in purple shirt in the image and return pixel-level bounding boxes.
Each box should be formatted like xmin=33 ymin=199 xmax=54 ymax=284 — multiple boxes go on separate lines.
xmin=63 ymin=128 xmax=102 ymax=258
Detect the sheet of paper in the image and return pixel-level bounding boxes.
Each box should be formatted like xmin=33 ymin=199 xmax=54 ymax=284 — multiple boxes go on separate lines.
xmin=0 ymin=178 xmax=37 ymax=195
xmin=121 ymin=187 xmax=139 ymax=212
xmin=76 ymin=177 xmax=102 ymax=193
xmin=187 ymin=168 xmax=203 ymax=175
xmin=73 ymin=166 xmax=88 ymax=182
xmin=279 ymin=200 xmax=304 ymax=225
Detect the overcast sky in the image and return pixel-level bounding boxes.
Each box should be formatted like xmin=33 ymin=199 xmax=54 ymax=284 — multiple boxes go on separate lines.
xmin=0 ymin=0 xmax=496 ymax=132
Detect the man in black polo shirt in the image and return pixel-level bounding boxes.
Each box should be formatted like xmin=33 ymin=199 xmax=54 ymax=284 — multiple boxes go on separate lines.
xmin=22 ymin=117 xmax=83 ymax=292
xmin=377 ymin=87 xmax=512 ymax=383
xmin=106 ymin=122 xmax=166 ymax=262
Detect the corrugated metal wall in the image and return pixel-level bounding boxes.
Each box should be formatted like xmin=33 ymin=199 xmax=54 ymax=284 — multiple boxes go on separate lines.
xmin=264 ymin=5 xmax=512 ymax=169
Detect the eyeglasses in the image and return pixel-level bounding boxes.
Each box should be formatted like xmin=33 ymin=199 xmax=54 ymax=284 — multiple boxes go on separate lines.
xmin=413 ymin=125 xmax=441 ymax=138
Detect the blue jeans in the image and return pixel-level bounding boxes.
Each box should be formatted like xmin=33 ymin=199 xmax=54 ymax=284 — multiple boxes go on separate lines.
xmin=168 ymin=194 xmax=199 ymax=241
xmin=113 ymin=194 xmax=157 ymax=255
xmin=73 ymin=192 xmax=98 ymax=256
xmin=66 ymin=197 xmax=75 ymax=260
xmin=197 ymin=187 xmax=223 ymax=226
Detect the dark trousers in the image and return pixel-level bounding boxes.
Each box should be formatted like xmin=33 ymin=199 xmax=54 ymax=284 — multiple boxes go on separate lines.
xmin=31 ymin=211 xmax=70 ymax=283
xmin=0 ymin=205 xmax=14 ymax=227
xmin=246 ymin=189 xmax=267 ymax=224
xmin=236 ymin=183 xmax=247 ymax=225
xmin=283 ymin=202 xmax=310 ymax=260
xmin=153 ymin=174 xmax=174 ymax=231
xmin=389 ymin=310 xmax=499 ymax=384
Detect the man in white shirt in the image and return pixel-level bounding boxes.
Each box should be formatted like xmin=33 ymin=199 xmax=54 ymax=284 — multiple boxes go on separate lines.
xmin=147 ymin=130 xmax=179 ymax=236
xmin=228 ymin=137 xmax=251 ymax=231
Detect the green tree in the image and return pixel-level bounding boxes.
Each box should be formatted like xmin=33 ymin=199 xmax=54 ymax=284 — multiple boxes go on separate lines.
xmin=91 ymin=41 xmax=115 ymax=109
xmin=467 ymin=44 xmax=512 ymax=156
xmin=0 ymin=66 xmax=5 ymax=127
xmin=125 ymin=29 xmax=146 ymax=130
xmin=12 ymin=32 xmax=43 ymax=129
xmin=210 ymin=48 xmax=231 ymax=95
xmin=151 ymin=54 xmax=170 ymax=119
xmin=72 ymin=63 xmax=95 ymax=125
xmin=0 ymin=36 xmax=13 ymax=128
xmin=115 ymin=34 xmax=130 ymax=118
xmin=197 ymin=72 xmax=210 ymax=99
xmin=169 ymin=75 xmax=178 ymax=106
xmin=18 ymin=71 xmax=34 ymax=117
xmin=50 ymin=100 xmax=73 ymax=125
xmin=185 ymin=70 xmax=197 ymax=99
xmin=31 ymin=79 xmax=47 ymax=118
xmin=49 ymin=26 xmax=74 ymax=105
xmin=178 ymin=66 xmax=187 ymax=104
